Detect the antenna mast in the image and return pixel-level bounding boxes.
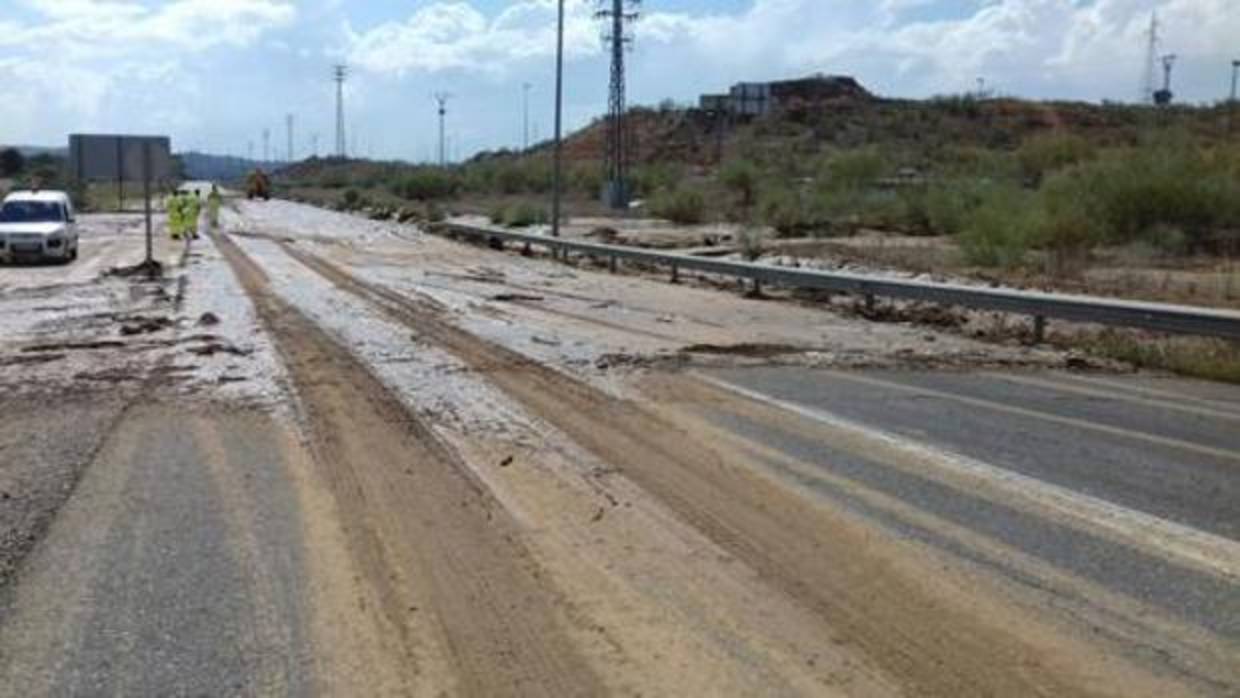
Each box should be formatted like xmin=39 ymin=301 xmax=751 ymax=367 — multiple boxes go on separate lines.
xmin=596 ymin=0 xmax=640 ymax=210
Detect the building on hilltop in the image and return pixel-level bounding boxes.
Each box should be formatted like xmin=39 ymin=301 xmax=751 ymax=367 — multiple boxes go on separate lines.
xmin=698 ymin=74 xmax=872 ymax=117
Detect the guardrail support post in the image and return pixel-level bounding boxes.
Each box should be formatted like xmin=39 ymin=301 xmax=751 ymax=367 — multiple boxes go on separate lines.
xmin=865 ymin=293 xmax=876 ymax=314
xmin=671 ymin=264 xmax=680 ymax=284
xmin=1033 ymin=315 xmax=1047 ymax=344
xmin=609 ymin=255 xmax=618 ymax=273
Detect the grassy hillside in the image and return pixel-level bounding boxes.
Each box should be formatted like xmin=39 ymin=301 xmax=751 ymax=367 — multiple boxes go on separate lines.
xmin=275 ymin=95 xmax=1240 ymax=271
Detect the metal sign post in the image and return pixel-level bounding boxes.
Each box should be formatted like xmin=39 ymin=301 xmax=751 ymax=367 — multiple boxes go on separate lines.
xmin=551 ymin=0 xmax=565 ymax=240
xmin=69 ymin=134 xmax=171 ymax=275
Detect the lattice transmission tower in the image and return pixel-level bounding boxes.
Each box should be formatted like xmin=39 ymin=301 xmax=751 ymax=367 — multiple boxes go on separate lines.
xmin=596 ymin=0 xmax=639 ymax=210
xmin=1140 ymin=12 xmax=1160 ymax=104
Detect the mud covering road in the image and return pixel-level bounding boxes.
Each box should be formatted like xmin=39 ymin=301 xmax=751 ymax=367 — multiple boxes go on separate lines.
xmin=1 ymin=201 xmax=1237 ymax=696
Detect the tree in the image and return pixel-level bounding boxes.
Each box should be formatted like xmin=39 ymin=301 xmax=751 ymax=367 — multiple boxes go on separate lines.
xmin=0 ymin=148 xmax=25 ymax=177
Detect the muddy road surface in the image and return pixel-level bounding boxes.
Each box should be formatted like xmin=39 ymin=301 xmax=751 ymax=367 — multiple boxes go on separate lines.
xmin=0 ymin=202 xmax=1236 ymax=696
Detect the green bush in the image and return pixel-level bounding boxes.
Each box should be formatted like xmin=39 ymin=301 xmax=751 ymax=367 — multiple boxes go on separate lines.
xmin=569 ymin=164 xmax=604 ymax=197
xmin=1042 ymin=145 xmax=1240 ymax=251
xmin=651 ymin=186 xmax=707 ymax=225
xmin=821 ymin=148 xmax=887 ymax=191
xmin=923 ymin=179 xmax=992 ymax=235
xmin=319 ymin=170 xmax=350 ymax=189
xmin=424 ymin=202 xmax=446 ymax=223
xmin=958 ymin=185 xmax=1042 ymax=267
xmin=631 ymin=162 xmax=683 ymax=197
xmin=493 ymin=160 xmax=552 ymax=195
xmin=759 ymin=187 xmax=817 ymax=236
xmin=0 ymin=148 xmax=25 ymax=177
xmin=737 ymin=225 xmax=766 ymax=261
xmin=1017 ymin=132 xmax=1095 ymax=182
xmin=341 ymin=188 xmax=363 ymax=210
xmin=503 ymin=203 xmax=548 ymax=228
xmin=937 ymin=146 xmax=1021 ymax=181
xmin=495 ymin=164 xmax=529 ymax=194
xmin=1035 ymin=172 xmax=1106 ymax=254
xmin=720 ymin=159 xmax=760 ymax=210
xmin=393 ymin=169 xmax=458 ymax=200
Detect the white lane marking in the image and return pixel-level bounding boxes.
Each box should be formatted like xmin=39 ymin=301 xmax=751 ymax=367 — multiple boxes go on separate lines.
xmin=1058 ymin=373 xmax=1240 ymax=417
xmin=987 ymin=372 xmax=1240 ymax=424
xmin=819 ymin=370 xmax=1240 ymax=464
xmin=695 ymin=373 xmax=1240 ymax=583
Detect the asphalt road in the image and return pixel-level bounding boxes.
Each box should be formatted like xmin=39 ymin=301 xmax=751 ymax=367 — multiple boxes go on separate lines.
xmin=0 ymin=407 xmax=316 ymax=696
xmin=696 ymin=368 xmax=1240 ymax=649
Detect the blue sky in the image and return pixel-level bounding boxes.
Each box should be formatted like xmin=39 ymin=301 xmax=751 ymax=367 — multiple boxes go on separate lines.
xmin=2 ymin=1 xmax=1238 ymax=161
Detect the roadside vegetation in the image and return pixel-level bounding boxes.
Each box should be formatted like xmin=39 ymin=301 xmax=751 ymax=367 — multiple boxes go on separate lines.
xmin=0 ymin=147 xmax=81 ymax=204
xmin=275 ymin=100 xmax=1238 ymax=275
xmin=268 ymin=98 xmax=1240 ymax=382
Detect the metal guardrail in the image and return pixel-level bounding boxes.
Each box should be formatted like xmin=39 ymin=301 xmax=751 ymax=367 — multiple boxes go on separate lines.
xmin=435 ymin=221 xmax=1240 ymax=342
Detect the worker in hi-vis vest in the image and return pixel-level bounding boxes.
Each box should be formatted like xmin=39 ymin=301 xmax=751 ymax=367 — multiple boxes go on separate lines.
xmin=185 ymin=191 xmax=202 ymax=240
xmin=207 ymin=185 xmax=222 ymax=233
xmin=166 ymin=191 xmax=185 ymax=240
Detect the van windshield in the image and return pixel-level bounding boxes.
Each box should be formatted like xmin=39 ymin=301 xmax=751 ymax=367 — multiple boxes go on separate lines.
xmin=0 ymin=201 xmax=65 ymax=223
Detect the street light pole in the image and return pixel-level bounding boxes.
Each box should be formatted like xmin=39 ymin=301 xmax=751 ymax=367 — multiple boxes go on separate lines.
xmin=551 ymin=0 xmax=565 ymax=239
xmin=1230 ymin=60 xmax=1239 ymax=133
xmin=434 ymin=92 xmax=451 ymax=167
xmin=523 ymin=83 xmax=532 ymax=151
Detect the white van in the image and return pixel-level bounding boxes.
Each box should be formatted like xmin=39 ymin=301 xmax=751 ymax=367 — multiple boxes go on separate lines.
xmin=0 ymin=190 xmax=79 ymax=263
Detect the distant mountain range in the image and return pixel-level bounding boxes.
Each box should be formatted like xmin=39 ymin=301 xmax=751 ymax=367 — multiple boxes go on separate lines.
xmin=1 ymin=145 xmax=69 ymax=158
xmin=0 ymin=144 xmax=294 ymax=182
xmin=179 ymin=151 xmax=285 ymax=181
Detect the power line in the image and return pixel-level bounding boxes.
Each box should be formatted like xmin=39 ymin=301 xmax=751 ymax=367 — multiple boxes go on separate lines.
xmin=333 ymin=64 xmax=348 ymax=158
xmin=596 ymin=0 xmax=640 ymax=210
xmin=433 ymin=92 xmax=452 ymax=167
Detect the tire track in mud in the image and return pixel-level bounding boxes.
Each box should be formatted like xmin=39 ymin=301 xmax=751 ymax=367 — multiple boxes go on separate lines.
xmin=214 ymin=233 xmax=603 ymax=697
xmin=273 ymin=239 xmax=1195 ymax=698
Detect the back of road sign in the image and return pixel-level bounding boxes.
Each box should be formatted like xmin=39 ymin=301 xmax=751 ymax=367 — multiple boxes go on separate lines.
xmin=69 ymin=134 xmax=172 ymax=182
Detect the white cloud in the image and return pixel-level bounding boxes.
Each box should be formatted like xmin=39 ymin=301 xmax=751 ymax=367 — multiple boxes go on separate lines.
xmin=0 ymin=0 xmax=297 ymax=143
xmin=5 ymin=0 xmax=1239 ymax=156
xmin=346 ymin=0 xmax=1238 ymax=103
xmin=655 ymin=0 xmax=1240 ymax=102
xmin=347 ymin=0 xmax=657 ymax=75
